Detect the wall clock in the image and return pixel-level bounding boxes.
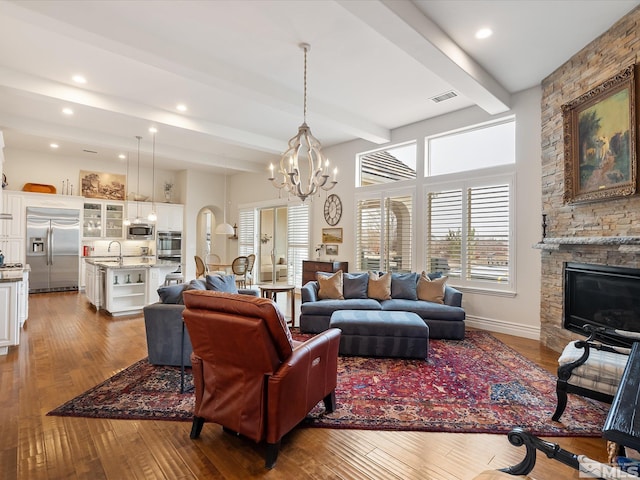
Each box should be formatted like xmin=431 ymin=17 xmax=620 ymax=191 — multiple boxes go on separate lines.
xmin=324 ymin=194 xmax=342 ymax=226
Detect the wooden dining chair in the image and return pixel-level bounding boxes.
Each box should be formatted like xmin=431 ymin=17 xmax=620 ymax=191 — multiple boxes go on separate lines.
xmin=194 ymin=255 xmax=208 ymax=278
xmin=245 ymin=254 xmax=256 ymax=287
xmin=231 ymin=256 xmax=248 ymax=288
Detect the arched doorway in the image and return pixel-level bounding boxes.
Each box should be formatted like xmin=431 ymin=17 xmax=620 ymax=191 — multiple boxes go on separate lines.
xmin=196 ymin=205 xmax=226 ymax=266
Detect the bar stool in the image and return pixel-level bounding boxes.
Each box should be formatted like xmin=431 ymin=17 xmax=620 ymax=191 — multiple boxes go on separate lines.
xmin=164 ymin=272 xmax=184 ymax=286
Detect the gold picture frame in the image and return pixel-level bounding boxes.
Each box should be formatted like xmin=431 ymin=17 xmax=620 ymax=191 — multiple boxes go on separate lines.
xmin=322 ymin=227 xmax=343 ymax=244
xmin=325 ymin=244 xmax=339 ymax=256
xmin=80 ymin=170 xmax=126 ymax=200
xmin=563 ymin=64 xmax=637 ymax=203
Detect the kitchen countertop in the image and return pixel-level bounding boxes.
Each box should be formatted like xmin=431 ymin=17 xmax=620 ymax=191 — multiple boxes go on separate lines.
xmin=84 ymin=258 xmax=180 ymax=269
xmin=0 ymin=264 xmax=31 ymax=282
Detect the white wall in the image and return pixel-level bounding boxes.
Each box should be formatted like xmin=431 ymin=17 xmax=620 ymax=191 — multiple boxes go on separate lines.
xmin=229 ymin=86 xmax=543 ymax=338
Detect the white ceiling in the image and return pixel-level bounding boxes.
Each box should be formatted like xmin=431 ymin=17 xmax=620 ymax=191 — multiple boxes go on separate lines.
xmin=0 ymin=0 xmax=637 ymax=174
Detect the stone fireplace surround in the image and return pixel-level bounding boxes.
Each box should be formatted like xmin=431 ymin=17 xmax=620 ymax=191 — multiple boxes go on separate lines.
xmin=537 ymin=237 xmax=640 ymax=352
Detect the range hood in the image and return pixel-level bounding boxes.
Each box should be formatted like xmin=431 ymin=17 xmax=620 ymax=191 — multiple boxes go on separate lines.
xmin=0 ymin=213 xmax=13 ymax=220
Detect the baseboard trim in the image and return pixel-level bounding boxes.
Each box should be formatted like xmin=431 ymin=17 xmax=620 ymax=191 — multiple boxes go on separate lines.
xmin=465 ymin=315 xmax=540 ymax=340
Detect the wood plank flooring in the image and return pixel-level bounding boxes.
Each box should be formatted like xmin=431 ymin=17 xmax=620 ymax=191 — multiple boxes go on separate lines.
xmin=0 ymin=292 xmax=608 ymax=479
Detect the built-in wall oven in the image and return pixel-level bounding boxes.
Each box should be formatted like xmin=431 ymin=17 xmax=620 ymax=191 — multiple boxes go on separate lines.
xmin=157 ymin=231 xmax=182 ymax=264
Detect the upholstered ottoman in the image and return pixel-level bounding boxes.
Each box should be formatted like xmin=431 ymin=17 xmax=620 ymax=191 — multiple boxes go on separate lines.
xmin=329 ymin=310 xmax=429 ymax=359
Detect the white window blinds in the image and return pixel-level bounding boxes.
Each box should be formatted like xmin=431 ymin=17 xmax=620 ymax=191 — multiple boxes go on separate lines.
xmin=238 ymin=208 xmax=255 ymax=256
xmin=287 ymin=203 xmax=309 ymax=287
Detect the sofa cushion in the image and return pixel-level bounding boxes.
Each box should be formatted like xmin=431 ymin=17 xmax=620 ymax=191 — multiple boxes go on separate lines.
xmin=417 ymin=272 xmax=448 ymax=304
xmin=381 ymin=299 xmax=466 ymax=321
xmin=368 ymin=271 xmax=392 ymax=300
xmin=317 ymin=270 xmax=344 ymax=300
xmin=391 ymin=272 xmax=418 ymax=300
xmin=157 ymin=283 xmax=186 ymax=304
xmin=205 ymin=274 xmax=238 ymax=293
xmin=343 ymin=272 xmax=369 ymax=299
xmin=185 ymin=279 xmax=207 ymax=291
xmin=301 ymin=298 xmax=382 ymax=316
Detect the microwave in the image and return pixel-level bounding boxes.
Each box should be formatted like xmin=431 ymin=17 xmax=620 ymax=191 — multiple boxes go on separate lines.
xmin=127 ymin=223 xmax=154 ymax=240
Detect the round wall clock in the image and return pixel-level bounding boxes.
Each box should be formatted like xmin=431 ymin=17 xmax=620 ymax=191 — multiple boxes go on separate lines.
xmin=324 ymin=194 xmax=342 ymax=226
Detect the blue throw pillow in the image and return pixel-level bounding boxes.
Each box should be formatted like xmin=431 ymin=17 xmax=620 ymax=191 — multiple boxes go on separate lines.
xmin=157 ymin=284 xmax=186 ymax=304
xmin=428 ymin=271 xmax=443 ymax=280
xmin=391 ymin=272 xmax=418 ymax=300
xmin=185 ymin=279 xmax=207 ymax=290
xmin=343 ymin=272 xmax=369 ymax=299
xmin=205 ymin=274 xmax=238 ymax=294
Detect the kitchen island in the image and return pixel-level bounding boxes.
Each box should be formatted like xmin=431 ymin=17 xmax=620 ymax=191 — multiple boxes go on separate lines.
xmin=0 ymin=264 xmax=29 ymax=355
xmin=84 ymin=258 xmax=180 ymax=316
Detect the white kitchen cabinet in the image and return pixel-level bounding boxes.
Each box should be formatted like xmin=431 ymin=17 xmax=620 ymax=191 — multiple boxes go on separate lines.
xmin=83 ymin=201 xmax=125 ymax=239
xmin=156 ymin=203 xmax=184 ymax=232
xmin=104 ymin=267 xmax=148 ymax=315
xmin=18 ymin=270 xmax=28 ymax=327
xmin=85 ymin=261 xmax=103 ymax=309
xmin=127 ymin=202 xmax=154 ymax=224
xmin=1 ymin=192 xmax=25 ymax=264
xmin=0 ymin=281 xmax=18 ymax=355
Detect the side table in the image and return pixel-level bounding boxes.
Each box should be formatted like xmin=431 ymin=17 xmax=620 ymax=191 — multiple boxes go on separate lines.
xmin=258 ymin=284 xmax=296 ymax=327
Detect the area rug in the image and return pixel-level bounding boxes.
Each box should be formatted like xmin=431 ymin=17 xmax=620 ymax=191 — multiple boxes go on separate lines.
xmin=47 ymin=331 xmax=609 ymax=436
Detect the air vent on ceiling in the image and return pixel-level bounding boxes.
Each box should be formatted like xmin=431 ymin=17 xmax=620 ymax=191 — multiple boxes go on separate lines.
xmin=430 ymin=91 xmax=458 ymax=103
xmin=83 ymin=149 xmax=98 ymax=154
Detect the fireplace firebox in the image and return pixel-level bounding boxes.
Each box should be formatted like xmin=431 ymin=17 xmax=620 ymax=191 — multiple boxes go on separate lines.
xmin=564 ymin=262 xmax=640 ymax=344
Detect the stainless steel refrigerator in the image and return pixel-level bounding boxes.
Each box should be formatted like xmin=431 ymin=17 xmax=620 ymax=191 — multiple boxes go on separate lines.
xmin=26 ymin=207 xmax=80 ymax=293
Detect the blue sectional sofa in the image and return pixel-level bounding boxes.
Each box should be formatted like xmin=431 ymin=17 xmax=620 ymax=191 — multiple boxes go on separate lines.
xmin=300 ymin=272 xmax=466 ymax=340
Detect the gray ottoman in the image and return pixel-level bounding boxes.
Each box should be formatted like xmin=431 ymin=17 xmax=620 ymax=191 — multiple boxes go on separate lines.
xmin=329 ymin=310 xmax=429 ymax=359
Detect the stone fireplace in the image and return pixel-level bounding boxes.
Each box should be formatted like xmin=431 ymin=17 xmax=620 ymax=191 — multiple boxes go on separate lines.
xmin=539 ymin=8 xmax=640 ymax=351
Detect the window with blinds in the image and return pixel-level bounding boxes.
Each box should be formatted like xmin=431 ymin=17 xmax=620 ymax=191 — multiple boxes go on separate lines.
xmin=237 ymin=208 xmax=255 ymax=256
xmin=286 ymin=203 xmax=309 ymax=287
xmin=426 ymin=182 xmax=511 ymax=286
xmin=357 ymin=142 xmax=416 ymax=187
xmin=356 ymin=193 xmax=413 ymax=272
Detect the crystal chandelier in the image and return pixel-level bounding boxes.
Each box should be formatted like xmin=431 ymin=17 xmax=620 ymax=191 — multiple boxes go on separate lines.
xmin=268 ymin=43 xmax=337 ymax=202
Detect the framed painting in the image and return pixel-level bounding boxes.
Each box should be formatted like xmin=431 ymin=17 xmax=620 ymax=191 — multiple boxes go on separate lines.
xmin=563 ymin=64 xmax=637 ymax=203
xmin=325 ymin=244 xmax=339 ymax=256
xmin=80 ymin=170 xmax=126 ymax=200
xmin=322 ymin=227 xmax=343 ymax=244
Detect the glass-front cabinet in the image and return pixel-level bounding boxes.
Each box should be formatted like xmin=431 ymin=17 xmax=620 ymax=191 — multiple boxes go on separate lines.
xmin=83 ymin=201 xmax=124 ymax=238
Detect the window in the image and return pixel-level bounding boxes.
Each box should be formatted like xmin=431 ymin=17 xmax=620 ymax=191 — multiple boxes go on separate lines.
xmin=238 ymin=208 xmax=255 ymax=256
xmin=357 ymin=142 xmax=416 ymax=187
xmin=427 ymin=119 xmax=515 ymax=176
xmin=356 ymin=191 xmax=413 ymax=272
xmin=426 ymin=178 xmax=512 ymax=288
xmin=286 ymin=203 xmax=309 ymax=287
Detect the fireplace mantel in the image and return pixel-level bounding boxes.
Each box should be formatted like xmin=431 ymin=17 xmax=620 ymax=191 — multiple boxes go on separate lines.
xmin=534 ymin=236 xmax=640 ymax=252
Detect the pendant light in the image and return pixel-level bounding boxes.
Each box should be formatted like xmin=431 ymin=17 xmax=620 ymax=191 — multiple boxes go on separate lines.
xmin=268 ymin=43 xmax=337 ymax=201
xmin=132 ymin=135 xmax=143 ymax=224
xmin=215 ymin=172 xmax=234 ymax=235
xmin=147 ymin=127 xmax=157 ymax=222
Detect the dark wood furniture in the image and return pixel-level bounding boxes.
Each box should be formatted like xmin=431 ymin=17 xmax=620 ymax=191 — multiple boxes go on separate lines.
xmin=302 ymin=260 xmax=348 ymax=286
xmin=603 ymin=341 xmax=640 ymax=452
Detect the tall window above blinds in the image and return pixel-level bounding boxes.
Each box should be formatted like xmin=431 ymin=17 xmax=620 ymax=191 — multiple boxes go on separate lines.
xmin=427 ymin=119 xmax=515 ymax=177
xmin=357 ymin=142 xmax=416 ymax=187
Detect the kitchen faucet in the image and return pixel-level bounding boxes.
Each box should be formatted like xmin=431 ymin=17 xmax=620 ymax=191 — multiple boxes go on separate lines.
xmin=108 ymin=240 xmax=123 ymax=265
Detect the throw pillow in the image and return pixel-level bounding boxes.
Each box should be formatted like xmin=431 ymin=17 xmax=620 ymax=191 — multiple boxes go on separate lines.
xmin=157 ymin=283 xmax=186 ymax=304
xmin=205 ymin=274 xmax=239 ymax=294
xmin=343 ymin=272 xmax=369 ymax=299
xmin=391 ymin=272 xmax=418 ymax=300
xmin=417 ymin=271 xmax=448 ymax=304
xmin=367 ymin=271 xmax=392 ymax=301
xmin=318 ymin=270 xmax=344 ymax=300
xmin=185 ymin=279 xmax=207 ymax=291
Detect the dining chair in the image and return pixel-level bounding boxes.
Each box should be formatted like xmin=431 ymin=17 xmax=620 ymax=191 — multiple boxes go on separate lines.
xmin=245 ymin=254 xmax=256 ymax=287
xmin=231 ymin=256 xmax=248 ymax=288
xmin=194 ymin=255 xmax=208 ymax=278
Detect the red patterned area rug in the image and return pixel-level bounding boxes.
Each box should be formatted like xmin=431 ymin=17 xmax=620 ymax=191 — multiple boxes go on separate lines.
xmin=48 ymin=331 xmax=608 ymax=436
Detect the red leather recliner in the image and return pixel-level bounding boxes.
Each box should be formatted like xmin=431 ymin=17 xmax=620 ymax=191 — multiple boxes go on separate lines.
xmin=182 ymin=290 xmax=341 ymax=469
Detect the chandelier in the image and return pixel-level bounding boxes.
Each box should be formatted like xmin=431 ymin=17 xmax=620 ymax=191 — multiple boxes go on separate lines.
xmin=268 ymin=43 xmax=337 ymax=202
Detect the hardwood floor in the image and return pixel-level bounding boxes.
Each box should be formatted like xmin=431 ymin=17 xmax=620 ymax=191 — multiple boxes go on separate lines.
xmin=1 ymin=292 xmax=607 ymax=479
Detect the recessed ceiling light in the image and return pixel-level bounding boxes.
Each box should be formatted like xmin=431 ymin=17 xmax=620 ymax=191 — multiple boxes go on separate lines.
xmin=149 ymin=127 xmax=158 ymax=133
xmin=475 ymin=28 xmax=493 ymax=40
xmin=176 ymin=103 xmax=187 ymax=112
xmin=118 ymin=153 xmax=126 ymax=160
xmin=72 ymin=75 xmax=87 ymax=84
xmin=50 ymin=143 xmax=59 ymax=149
xmin=62 ymin=107 xmax=74 ymax=115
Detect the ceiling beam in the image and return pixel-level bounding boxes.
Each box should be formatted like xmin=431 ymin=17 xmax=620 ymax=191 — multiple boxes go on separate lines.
xmin=339 ymin=0 xmax=511 ymax=115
